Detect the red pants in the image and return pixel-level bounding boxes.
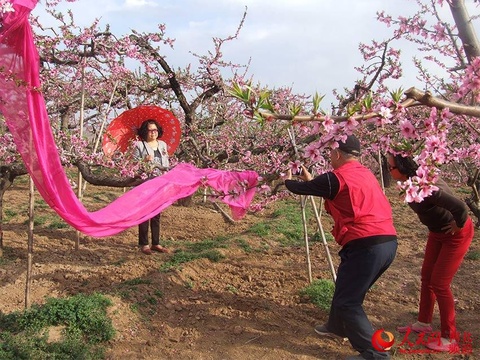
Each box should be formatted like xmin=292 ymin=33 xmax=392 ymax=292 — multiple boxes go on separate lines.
xmin=418 ymin=217 xmax=474 ymax=339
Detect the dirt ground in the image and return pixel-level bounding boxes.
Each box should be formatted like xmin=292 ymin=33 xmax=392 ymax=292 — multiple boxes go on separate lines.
xmin=0 ymin=180 xmax=478 ymax=360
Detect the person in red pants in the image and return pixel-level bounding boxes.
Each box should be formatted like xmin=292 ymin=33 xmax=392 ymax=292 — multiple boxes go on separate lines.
xmin=387 ymin=154 xmax=474 ymax=352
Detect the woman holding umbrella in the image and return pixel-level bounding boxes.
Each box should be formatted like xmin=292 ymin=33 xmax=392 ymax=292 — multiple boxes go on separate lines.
xmin=134 ymin=119 xmax=170 ymax=255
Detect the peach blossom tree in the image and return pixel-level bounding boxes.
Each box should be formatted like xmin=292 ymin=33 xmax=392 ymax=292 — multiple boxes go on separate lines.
xmin=231 ymin=0 xmax=480 ymax=224
xmin=1 ymin=0 xmax=480 ymax=224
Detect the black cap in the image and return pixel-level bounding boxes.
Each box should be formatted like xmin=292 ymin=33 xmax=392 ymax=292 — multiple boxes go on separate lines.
xmin=338 ymin=135 xmax=361 ymax=156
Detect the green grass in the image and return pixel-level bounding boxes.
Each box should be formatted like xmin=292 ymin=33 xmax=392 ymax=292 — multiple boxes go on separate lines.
xmin=465 ymin=250 xmax=480 ymax=261
xmin=34 ymin=200 xmax=49 ymax=209
xmin=20 ymin=211 xmax=67 ymax=229
xmin=145 ymin=296 xmax=158 ymax=305
xmin=47 ymin=220 xmax=69 ymax=229
xmin=160 ymin=247 xmax=225 ymax=272
xmin=300 ymin=279 xmax=335 ymax=311
xmin=247 ymin=200 xmax=325 ymax=246
xmin=226 ymin=284 xmax=239 ymax=294
xmin=184 ymin=236 xmax=229 ymax=252
xmin=235 ymin=238 xmax=253 ymax=253
xmin=22 ymin=216 xmax=48 ymax=226
xmin=0 ymin=293 xmax=114 ymax=360
xmin=13 ymin=175 xmax=29 ymax=186
xmin=86 ymin=191 xmax=120 ymax=204
xmin=184 ymin=280 xmax=194 ymax=289
xmin=3 ymin=209 xmax=17 ymax=221
xmin=455 ymin=187 xmax=472 ymax=195
xmin=115 ymin=278 xmax=155 ymax=301
xmin=248 ymin=222 xmax=271 ymax=237
xmin=119 ymin=278 xmax=152 ymax=286
xmin=155 ymin=235 xmax=232 ymax=272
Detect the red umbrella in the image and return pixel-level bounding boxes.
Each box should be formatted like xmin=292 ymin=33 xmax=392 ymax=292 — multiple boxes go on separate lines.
xmin=102 ymin=105 xmax=181 ymax=156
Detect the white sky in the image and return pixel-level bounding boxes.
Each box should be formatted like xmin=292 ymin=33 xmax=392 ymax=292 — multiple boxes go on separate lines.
xmin=31 ymin=0 xmax=476 ymax=105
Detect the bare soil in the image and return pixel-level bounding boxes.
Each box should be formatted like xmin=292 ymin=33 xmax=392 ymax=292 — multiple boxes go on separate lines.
xmin=0 ymin=181 xmax=478 ymax=360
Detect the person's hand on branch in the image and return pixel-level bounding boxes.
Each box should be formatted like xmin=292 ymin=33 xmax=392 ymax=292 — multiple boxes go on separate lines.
xmin=286 ymin=169 xmax=293 ymax=180
xmin=297 ymin=164 xmax=312 ymax=181
xmin=286 ymin=164 xmax=312 ymax=181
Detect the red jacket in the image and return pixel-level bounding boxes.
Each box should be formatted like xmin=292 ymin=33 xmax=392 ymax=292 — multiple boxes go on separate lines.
xmin=325 ymin=161 xmax=396 ymax=246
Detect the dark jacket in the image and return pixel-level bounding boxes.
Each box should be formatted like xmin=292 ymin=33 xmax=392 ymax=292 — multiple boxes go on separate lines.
xmin=408 ymin=178 xmax=469 ymax=233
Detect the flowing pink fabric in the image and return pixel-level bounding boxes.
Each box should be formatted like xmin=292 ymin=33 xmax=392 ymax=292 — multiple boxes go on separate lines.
xmin=0 ymin=0 xmax=258 ymax=237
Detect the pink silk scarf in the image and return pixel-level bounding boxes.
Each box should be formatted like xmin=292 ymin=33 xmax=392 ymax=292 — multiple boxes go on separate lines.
xmin=0 ymin=0 xmax=258 ymax=237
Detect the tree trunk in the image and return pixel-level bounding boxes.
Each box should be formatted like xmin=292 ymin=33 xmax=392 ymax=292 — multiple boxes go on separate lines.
xmin=449 ymin=0 xmax=480 ymax=62
xmin=60 ymin=112 xmax=69 ymax=131
xmin=0 ymin=164 xmax=28 ymax=254
xmin=448 ymin=1 xmax=480 ymax=227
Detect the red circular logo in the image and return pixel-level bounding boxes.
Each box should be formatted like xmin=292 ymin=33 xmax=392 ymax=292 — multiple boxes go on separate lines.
xmin=371 ymin=329 xmax=395 ymax=352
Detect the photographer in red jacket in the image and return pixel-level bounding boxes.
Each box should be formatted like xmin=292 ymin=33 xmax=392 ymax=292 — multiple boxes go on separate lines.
xmin=285 ymin=135 xmax=397 ymax=360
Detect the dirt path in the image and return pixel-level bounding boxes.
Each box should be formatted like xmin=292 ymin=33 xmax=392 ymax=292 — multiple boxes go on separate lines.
xmin=0 ymin=183 xmax=478 ymax=359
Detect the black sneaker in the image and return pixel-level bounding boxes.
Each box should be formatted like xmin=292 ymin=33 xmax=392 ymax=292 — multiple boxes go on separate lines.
xmin=314 ymin=324 xmax=345 ymax=340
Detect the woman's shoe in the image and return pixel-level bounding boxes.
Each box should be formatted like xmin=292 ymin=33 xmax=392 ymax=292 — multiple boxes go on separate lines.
xmin=151 ymin=245 xmax=170 ymax=253
xmin=426 ymin=339 xmax=458 ymax=352
xmin=397 ymin=323 xmax=433 ymax=333
xmin=141 ymin=246 xmax=153 ymax=255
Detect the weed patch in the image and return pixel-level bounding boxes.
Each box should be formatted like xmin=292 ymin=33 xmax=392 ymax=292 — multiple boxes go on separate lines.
xmin=0 ymin=293 xmax=114 ymax=360
xmin=300 ymin=279 xmax=335 ymax=311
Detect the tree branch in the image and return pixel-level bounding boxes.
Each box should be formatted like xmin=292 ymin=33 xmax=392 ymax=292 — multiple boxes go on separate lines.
xmin=404 ymin=87 xmax=480 ymax=117
xmin=75 ymin=161 xmax=145 ymax=187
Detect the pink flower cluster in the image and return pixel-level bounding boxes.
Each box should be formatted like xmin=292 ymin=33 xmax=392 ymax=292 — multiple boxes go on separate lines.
xmin=456 ymin=57 xmax=480 ymax=102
